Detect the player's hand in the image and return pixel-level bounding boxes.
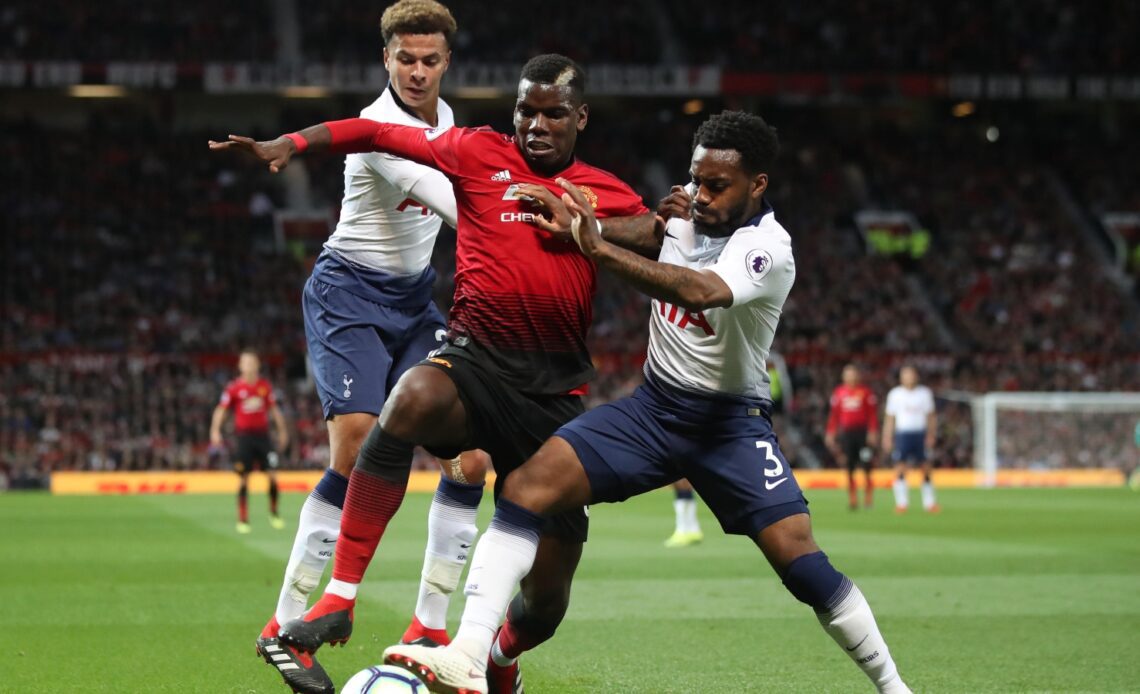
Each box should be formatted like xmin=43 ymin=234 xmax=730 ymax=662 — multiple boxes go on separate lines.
xmin=514 ymin=183 xmax=575 ymax=243
xmin=208 ymin=134 xmax=296 ymax=173
xmin=824 ymin=432 xmax=837 ymax=452
xmin=556 ymin=177 xmax=604 ymax=255
xmin=210 ymin=431 xmax=223 ymax=447
xmin=867 ymin=431 xmax=880 ymax=448
xmin=277 ymin=432 xmax=290 ymax=452
xmin=657 ymin=185 xmax=692 ymax=222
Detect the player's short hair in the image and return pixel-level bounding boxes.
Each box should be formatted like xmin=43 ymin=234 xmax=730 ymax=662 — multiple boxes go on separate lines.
xmin=693 ymin=111 xmax=780 ymax=175
xmin=380 ymin=0 xmax=458 ymax=47
xmin=519 ymin=54 xmax=586 ymax=102
xmin=239 ymin=347 xmax=259 ymax=358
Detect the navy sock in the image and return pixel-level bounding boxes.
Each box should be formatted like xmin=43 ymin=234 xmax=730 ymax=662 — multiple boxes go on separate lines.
xmin=782 ymin=551 xmax=853 ymax=613
xmin=437 ymin=476 xmax=484 ymax=507
xmin=490 ymin=499 xmax=544 ymax=544
xmin=314 ymin=468 xmax=349 ymax=509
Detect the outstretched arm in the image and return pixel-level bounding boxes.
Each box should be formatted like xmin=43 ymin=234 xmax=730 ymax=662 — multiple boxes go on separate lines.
xmin=208 ymin=119 xmax=460 ymax=176
xmin=555 ymin=178 xmax=732 ymax=312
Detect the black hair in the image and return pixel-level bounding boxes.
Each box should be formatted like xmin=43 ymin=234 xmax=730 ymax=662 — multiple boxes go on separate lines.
xmin=692 ymin=110 xmax=779 ymax=174
xmin=519 ymin=54 xmax=586 ymax=101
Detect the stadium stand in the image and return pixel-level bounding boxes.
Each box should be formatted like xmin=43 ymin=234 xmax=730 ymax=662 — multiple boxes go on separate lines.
xmin=3 ymin=2 xmax=1139 ymax=487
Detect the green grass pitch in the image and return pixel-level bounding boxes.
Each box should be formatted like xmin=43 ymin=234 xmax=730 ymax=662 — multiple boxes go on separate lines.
xmin=2 ymin=487 xmax=1138 ymax=693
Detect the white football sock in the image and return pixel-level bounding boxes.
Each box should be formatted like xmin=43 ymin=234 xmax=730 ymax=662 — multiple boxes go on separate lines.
xmin=673 ymin=498 xmax=688 ymax=534
xmin=490 ymin=634 xmax=516 ymax=667
xmin=921 ymin=480 xmax=937 ymax=510
xmin=452 ymin=522 xmax=539 ymax=672
xmin=273 ymin=490 xmax=342 ymax=626
xmin=684 ymin=498 xmax=701 ymax=534
xmin=325 ymin=577 xmax=358 ymax=601
xmin=413 ymin=484 xmax=481 ymax=630
xmin=818 ymin=582 xmax=909 ymax=693
xmin=892 ymin=477 xmax=908 ymax=509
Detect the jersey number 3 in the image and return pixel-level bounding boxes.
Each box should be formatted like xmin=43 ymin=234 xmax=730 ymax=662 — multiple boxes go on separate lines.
xmin=756 ymin=440 xmax=787 ymax=490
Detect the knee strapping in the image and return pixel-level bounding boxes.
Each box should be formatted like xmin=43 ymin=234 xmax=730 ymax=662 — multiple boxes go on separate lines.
xmin=355 ymin=426 xmax=414 ymax=484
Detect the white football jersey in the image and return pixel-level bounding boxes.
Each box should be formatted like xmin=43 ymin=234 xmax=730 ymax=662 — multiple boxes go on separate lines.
xmin=645 ymin=203 xmax=796 ymax=399
xmin=323 ymin=86 xmax=457 ymax=274
xmin=885 ymin=385 xmax=935 ymax=432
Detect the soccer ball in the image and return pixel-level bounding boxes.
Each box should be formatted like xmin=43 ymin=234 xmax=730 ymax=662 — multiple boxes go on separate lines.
xmin=342 ymin=665 xmax=429 ymax=693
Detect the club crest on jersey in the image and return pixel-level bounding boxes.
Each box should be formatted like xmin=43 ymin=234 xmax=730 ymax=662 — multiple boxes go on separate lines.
xmin=746 ymin=249 xmax=774 ymax=282
xmin=577 ymin=185 xmax=599 ymax=209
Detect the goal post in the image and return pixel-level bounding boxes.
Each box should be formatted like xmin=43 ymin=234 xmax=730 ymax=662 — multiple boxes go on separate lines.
xmin=974 ymin=392 xmax=1140 ymax=487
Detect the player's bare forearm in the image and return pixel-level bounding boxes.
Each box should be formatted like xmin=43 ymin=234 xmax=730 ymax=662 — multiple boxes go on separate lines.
xmin=557 ymin=177 xmax=728 ymax=310
xmin=591 ymin=240 xmax=731 ymax=311
xmin=600 ymin=213 xmax=661 ymax=259
xmin=209 ymin=406 xmax=227 ymax=443
xmin=271 ymin=406 xmax=289 ymax=448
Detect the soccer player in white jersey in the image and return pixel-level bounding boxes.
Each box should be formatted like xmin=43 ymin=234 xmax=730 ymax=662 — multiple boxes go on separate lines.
xmin=882 ymin=365 xmax=939 ymax=513
xmin=383 ymin=111 xmax=911 ymax=693
xmin=221 ymin=3 xmax=489 ymax=692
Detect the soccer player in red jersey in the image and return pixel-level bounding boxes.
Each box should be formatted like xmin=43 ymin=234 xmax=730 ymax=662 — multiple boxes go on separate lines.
xmin=825 ymin=364 xmax=880 ymax=510
xmin=211 ymin=54 xmax=655 ymax=692
xmin=210 ymin=348 xmax=290 ymax=534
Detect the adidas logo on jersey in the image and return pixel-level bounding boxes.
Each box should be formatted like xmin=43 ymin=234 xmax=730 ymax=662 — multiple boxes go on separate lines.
xmin=491 ymin=169 xmax=512 ymax=182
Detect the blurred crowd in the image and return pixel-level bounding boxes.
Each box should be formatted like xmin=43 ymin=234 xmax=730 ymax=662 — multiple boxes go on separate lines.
xmin=5 ymin=0 xmax=1140 ymax=487
xmin=0 ymin=0 xmax=277 ymax=62
xmin=4 ymin=105 xmax=1139 ymax=487
xmin=3 ymin=1 xmax=1136 ymax=71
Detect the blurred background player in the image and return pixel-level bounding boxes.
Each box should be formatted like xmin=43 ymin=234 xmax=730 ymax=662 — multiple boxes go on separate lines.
xmin=882 ymin=365 xmax=938 ymax=513
xmin=825 ymin=364 xmax=879 ymax=510
xmin=213 ymin=3 xmax=490 ymax=693
xmin=665 ymin=480 xmax=703 ymax=547
xmin=209 ymin=348 xmax=289 ymax=534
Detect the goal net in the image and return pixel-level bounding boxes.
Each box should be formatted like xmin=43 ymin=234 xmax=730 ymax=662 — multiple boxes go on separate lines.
xmin=974 ymin=392 xmax=1140 ymax=487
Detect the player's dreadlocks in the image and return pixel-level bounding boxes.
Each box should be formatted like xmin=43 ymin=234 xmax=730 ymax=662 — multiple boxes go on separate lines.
xmin=693 ymin=111 xmax=780 ymax=174
xmin=520 ymin=54 xmax=587 ymax=102
xmin=380 ymin=0 xmax=458 ymax=47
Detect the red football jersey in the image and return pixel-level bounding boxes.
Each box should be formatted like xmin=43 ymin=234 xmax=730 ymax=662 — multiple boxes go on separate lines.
xmin=219 ymin=377 xmax=275 ymax=434
xmin=826 ymin=384 xmax=879 ymax=434
xmin=328 ymin=120 xmax=649 ymax=393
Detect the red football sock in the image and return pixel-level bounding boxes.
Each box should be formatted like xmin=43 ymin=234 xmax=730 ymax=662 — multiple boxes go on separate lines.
xmin=864 ymin=476 xmax=874 ymax=506
xmin=330 ymin=468 xmax=407 ymax=583
xmin=497 ymin=613 xmax=545 ymax=660
xmin=402 ymin=615 xmax=451 ymax=646
xmin=847 ymin=476 xmax=857 ymax=507
xmin=238 ymin=487 xmax=249 ymax=523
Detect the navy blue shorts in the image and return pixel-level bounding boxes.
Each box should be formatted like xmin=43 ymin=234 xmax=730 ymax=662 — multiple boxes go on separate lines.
xmin=892 ymin=431 xmax=927 ymax=463
xmin=303 ymin=251 xmax=445 ymax=419
xmin=557 ymin=373 xmax=808 ymax=536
